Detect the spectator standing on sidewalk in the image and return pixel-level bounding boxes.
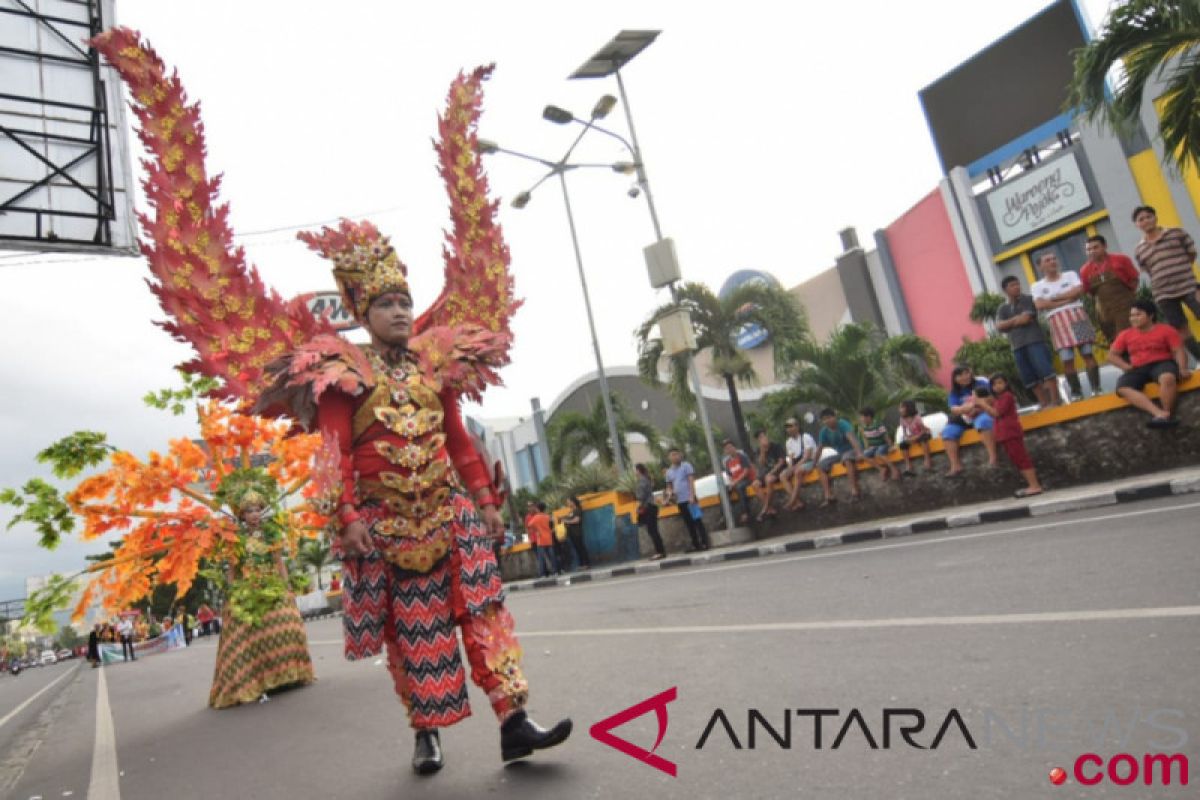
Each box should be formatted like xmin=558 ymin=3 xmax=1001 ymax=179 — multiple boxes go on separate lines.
xmin=721 ymin=439 xmax=758 ymax=525
xmin=118 ymin=616 xmax=136 ymax=661
xmin=1133 ymin=205 xmax=1200 ymax=362
xmin=996 ymin=275 xmax=1062 ymax=409
xmin=665 ymin=448 xmax=710 ymax=551
xmin=815 ymin=408 xmax=865 ymax=506
xmin=1108 ymin=300 xmax=1192 ymax=428
xmin=858 ymin=407 xmax=900 ymax=483
xmin=1080 ymin=234 xmax=1140 ymax=343
xmin=1031 ymin=252 xmax=1102 ymax=400
xmin=634 ymin=463 xmax=667 ymax=560
xmin=524 ymin=501 xmax=560 ymax=578
xmin=975 ymin=374 xmax=1044 ymax=498
xmin=560 ymin=496 xmax=592 ymax=571
xmin=897 ymin=400 xmax=934 ymax=475
xmin=780 ymin=418 xmax=817 ymax=511
xmin=750 ymin=429 xmax=787 ymax=521
xmin=196 ymin=603 xmax=215 ymax=637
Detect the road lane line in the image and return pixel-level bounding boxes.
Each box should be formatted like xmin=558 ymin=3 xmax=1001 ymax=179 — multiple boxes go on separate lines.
xmin=87 ymin=666 xmax=120 ymax=800
xmin=507 ymin=605 xmax=1200 ymax=638
xmin=0 ymin=663 xmax=79 ymax=731
xmin=308 ymin=605 xmax=1200 ymax=645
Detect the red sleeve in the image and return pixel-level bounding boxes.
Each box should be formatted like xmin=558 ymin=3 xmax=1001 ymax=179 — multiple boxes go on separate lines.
xmin=316 ymin=389 xmax=358 ymax=508
xmin=1110 ymin=329 xmax=1129 ymax=357
xmin=441 ymin=390 xmax=491 ymax=494
xmin=1079 ymin=263 xmax=1095 ymax=291
xmin=1114 ymin=255 xmax=1139 ymax=289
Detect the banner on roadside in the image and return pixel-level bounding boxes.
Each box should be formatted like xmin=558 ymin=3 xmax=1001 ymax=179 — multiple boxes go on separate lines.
xmin=99 ymin=625 xmax=186 ymax=664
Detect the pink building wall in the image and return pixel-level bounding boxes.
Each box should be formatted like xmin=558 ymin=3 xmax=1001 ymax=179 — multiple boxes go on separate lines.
xmin=884 ymin=188 xmax=986 ymax=384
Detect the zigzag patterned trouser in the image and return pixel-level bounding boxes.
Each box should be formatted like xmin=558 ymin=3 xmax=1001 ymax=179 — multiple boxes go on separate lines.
xmin=341 ymin=493 xmax=527 ymax=729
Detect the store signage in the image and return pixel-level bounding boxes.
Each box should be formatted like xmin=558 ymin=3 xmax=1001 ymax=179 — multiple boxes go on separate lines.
xmin=985 ymin=153 xmax=1092 ymax=244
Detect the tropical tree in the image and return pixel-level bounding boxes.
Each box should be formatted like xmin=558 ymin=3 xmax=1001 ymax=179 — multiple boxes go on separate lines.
xmin=636 ymin=281 xmax=808 ymax=453
xmin=1067 ymin=0 xmax=1200 ymax=174
xmin=547 ymin=394 xmax=664 ymax=473
xmin=296 ymin=538 xmax=332 ymax=590
xmin=785 ymin=323 xmax=945 ymax=421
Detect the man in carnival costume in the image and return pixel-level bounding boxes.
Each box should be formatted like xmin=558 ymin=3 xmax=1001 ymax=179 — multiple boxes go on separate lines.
xmin=91 ymin=28 xmax=570 ymax=776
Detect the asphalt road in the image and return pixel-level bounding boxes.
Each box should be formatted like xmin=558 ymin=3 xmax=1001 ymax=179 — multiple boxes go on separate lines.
xmin=3 ymin=494 xmax=1198 ymax=800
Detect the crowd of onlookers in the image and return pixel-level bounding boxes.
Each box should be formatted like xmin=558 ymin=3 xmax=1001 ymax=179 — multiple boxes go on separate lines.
xmin=514 ymin=205 xmax=1197 ymax=569
xmin=633 ymin=204 xmax=1197 ymax=551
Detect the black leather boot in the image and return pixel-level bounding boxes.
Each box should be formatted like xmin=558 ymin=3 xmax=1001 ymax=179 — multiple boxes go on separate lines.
xmin=412 ymin=729 xmax=443 ymax=775
xmin=500 ymin=711 xmax=573 ymax=762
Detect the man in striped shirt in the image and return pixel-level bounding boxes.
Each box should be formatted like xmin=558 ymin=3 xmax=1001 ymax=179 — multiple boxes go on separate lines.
xmin=1133 ymin=205 xmax=1200 ymax=361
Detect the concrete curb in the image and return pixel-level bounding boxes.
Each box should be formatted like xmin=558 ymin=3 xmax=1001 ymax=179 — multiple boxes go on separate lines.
xmin=503 ymin=476 xmax=1200 ymax=594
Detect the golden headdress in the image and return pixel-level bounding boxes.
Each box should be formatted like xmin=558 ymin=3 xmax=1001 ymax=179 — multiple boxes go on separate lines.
xmin=297 ymin=219 xmax=409 ymax=321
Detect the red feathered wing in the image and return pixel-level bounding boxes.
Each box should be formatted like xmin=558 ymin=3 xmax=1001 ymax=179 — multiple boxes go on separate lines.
xmin=91 ymin=27 xmax=332 ymax=406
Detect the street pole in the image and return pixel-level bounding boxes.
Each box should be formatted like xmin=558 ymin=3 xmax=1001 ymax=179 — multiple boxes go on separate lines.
xmin=613 ymin=69 xmax=735 ymax=530
xmin=558 ymin=171 xmax=626 ymax=473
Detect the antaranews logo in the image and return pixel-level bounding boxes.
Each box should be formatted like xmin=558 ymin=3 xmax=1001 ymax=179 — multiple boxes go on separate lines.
xmin=589 ymin=687 xmax=679 ymax=777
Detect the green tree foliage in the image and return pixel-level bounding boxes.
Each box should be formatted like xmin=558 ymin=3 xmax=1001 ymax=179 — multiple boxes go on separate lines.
xmin=56 ymin=624 xmax=82 ymax=650
xmin=785 ymin=323 xmax=946 ymax=421
xmin=1067 ymin=0 xmax=1200 ymax=174
xmin=0 ymin=479 xmax=74 ymax=550
xmin=953 ymin=336 xmax=1038 ymax=406
xmin=636 ymin=281 xmax=808 ymax=452
xmin=547 ymin=394 xmax=663 ymax=473
xmin=143 ymin=370 xmax=221 ymax=415
xmin=295 ymin=538 xmax=332 ymax=590
xmin=665 ymin=416 xmax=724 ymax=475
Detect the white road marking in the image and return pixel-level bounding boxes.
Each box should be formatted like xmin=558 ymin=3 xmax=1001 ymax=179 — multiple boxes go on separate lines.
xmin=510 ymin=605 xmax=1200 ymax=638
xmin=0 ymin=663 xmax=78 ymax=731
xmin=87 ymin=667 xmax=120 ymax=800
xmin=302 ymin=500 xmax=1200 ymax=648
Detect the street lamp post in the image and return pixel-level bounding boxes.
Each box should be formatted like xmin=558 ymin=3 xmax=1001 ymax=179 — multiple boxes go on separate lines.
xmin=564 ymin=30 xmax=736 ymax=532
xmin=477 ymin=138 xmax=628 ymax=474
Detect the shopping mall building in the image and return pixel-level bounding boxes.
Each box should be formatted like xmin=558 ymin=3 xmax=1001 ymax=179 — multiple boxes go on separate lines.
xmin=474 ymin=0 xmax=1200 ymax=493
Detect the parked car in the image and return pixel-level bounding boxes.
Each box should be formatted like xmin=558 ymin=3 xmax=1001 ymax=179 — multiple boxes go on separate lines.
xmin=56 ymin=649 xmax=73 ymax=661
xmin=39 ymin=650 xmax=57 ymax=666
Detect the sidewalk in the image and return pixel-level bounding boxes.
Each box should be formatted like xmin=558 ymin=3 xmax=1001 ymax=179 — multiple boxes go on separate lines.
xmin=504 ymin=464 xmax=1200 ymax=593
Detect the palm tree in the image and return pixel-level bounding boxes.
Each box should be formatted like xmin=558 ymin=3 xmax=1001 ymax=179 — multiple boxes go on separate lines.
xmin=547 ymin=394 xmax=664 ymax=473
xmin=786 ymin=323 xmax=945 ymax=420
xmin=1067 ymin=0 xmax=1200 ymax=174
xmin=636 ymin=281 xmax=807 ymax=453
xmin=296 ymin=538 xmax=332 ymax=590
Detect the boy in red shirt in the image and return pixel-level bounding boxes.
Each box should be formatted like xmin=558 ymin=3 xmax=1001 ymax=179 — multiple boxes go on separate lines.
xmin=1108 ymin=300 xmax=1192 ymax=428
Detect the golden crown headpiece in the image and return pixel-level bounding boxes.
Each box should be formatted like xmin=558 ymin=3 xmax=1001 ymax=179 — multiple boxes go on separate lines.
xmin=232 ymin=488 xmax=267 ymax=514
xmin=298 ymin=219 xmax=409 ymax=321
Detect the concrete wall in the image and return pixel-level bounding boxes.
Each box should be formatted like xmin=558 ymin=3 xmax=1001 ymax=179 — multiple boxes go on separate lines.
xmin=883 ymin=188 xmax=987 ymax=382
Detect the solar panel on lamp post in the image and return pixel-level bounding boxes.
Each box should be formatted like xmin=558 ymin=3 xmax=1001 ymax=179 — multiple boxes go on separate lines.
xmin=563 ymin=30 xmax=736 ymax=533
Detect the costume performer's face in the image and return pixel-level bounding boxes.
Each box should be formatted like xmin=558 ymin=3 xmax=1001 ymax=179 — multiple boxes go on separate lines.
xmin=239 ymin=505 xmax=264 ymax=528
xmin=366 ymin=291 xmax=413 ymax=347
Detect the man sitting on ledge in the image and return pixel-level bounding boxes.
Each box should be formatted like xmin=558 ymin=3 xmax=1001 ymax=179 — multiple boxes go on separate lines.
xmin=1108 ymin=300 xmax=1192 ymax=428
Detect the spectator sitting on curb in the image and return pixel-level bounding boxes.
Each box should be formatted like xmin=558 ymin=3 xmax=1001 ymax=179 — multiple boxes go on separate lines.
xmin=721 ymin=439 xmax=757 ymax=525
xmin=897 ymin=400 xmax=933 ymax=475
xmin=975 ymin=373 xmax=1044 ymax=498
xmin=996 ymin=274 xmax=1062 ymax=409
xmin=942 ymin=365 xmax=999 ymax=476
xmin=1108 ymin=299 xmax=1192 ymax=428
xmin=750 ymin=429 xmax=787 ymax=521
xmin=781 ymin=418 xmax=817 ymax=512
xmin=816 ymin=408 xmax=865 ymax=506
xmin=858 ymin=406 xmax=900 ymax=483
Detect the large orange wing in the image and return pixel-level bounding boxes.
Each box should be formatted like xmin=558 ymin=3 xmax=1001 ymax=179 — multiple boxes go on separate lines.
xmin=91 ymin=28 xmax=331 ymax=405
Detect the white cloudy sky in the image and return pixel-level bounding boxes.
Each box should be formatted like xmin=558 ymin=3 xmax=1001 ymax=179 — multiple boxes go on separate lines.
xmin=0 ymin=0 xmax=1117 ymax=598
